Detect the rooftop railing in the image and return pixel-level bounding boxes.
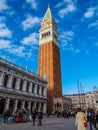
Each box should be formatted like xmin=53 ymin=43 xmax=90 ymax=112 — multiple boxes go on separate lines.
xmin=0 ymin=57 xmax=46 ymax=81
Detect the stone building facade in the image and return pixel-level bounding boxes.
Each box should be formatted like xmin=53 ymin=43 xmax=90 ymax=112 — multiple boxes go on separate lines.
xmin=93 ymin=88 xmax=98 ymax=109
xmin=62 ymin=96 xmax=72 ymax=111
xmin=0 ymin=57 xmax=47 ymax=115
xmin=65 ymin=89 xmax=98 ymax=110
xmin=85 ymin=92 xmax=94 ymax=109
xmin=38 ymin=5 xmax=62 ymax=113
xmin=65 ymin=94 xmax=86 ymax=109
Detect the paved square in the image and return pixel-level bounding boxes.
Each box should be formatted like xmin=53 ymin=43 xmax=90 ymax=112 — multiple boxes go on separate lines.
xmin=0 ymin=115 xmax=77 ymax=130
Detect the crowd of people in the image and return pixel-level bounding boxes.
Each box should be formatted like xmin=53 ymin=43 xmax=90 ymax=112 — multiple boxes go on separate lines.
xmin=1 ymin=107 xmax=98 ymax=130
xmin=55 ymin=108 xmax=98 ymax=130
xmin=75 ymin=107 xmax=98 ymax=130
xmin=2 ymin=108 xmax=43 ymax=126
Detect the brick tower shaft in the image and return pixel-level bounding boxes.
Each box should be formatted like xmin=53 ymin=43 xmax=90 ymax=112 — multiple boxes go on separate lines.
xmin=38 ymin=6 xmax=62 ymax=113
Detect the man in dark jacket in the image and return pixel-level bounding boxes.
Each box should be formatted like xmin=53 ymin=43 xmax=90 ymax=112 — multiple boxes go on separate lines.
xmin=38 ymin=109 xmax=43 ymax=126
xmin=32 ymin=109 xmax=36 ymax=126
xmin=88 ymin=109 xmax=97 ymax=130
xmin=2 ymin=109 xmax=10 ymax=124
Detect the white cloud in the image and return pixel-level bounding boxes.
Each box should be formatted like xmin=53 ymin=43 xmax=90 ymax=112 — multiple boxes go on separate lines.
xmin=55 ymin=0 xmax=77 ymax=18
xmin=58 ymin=4 xmax=76 ymax=18
xmin=26 ymin=0 xmax=37 ymax=10
xmin=60 ymin=31 xmax=74 ymax=39
xmin=88 ymin=20 xmax=98 ymax=29
xmin=0 ymin=16 xmax=12 ymax=39
xmin=21 ymin=32 xmax=38 ymax=45
xmin=0 ymin=0 xmax=15 ymax=16
xmin=60 ymin=31 xmax=74 ymax=48
xmin=0 ymin=0 xmax=9 ymax=12
xmin=63 ymin=44 xmax=81 ymax=54
xmin=55 ymin=2 xmax=64 ymax=8
xmin=55 ymin=0 xmax=73 ymax=8
xmin=63 ymin=45 xmax=74 ymax=51
xmin=0 ymin=40 xmax=11 ymax=49
xmin=0 ymin=38 xmax=26 ymax=57
xmin=60 ymin=30 xmax=81 ymax=54
xmin=84 ymin=7 xmax=95 ymax=18
xmin=0 ymin=23 xmax=12 ymax=38
xmin=22 ymin=15 xmax=40 ymax=30
xmin=7 ymin=46 xmax=25 ymax=57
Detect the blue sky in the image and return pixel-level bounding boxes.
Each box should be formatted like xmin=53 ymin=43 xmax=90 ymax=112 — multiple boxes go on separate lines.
xmin=0 ymin=0 xmax=98 ymax=95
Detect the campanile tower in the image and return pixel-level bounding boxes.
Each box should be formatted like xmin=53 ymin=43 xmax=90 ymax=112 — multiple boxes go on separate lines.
xmin=38 ymin=5 xmax=62 ymax=113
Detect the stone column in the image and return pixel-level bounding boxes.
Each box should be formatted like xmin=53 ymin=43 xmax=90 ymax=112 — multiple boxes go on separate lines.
xmin=39 ymin=85 xmax=42 ymax=95
xmin=7 ymin=75 xmax=14 ymax=89
xmin=34 ymin=84 xmax=37 ymax=94
xmin=21 ymin=100 xmax=25 ymax=109
xmin=28 ymin=82 xmax=32 ymax=93
xmin=22 ymin=80 xmax=27 ymax=92
xmin=28 ymin=101 xmax=31 ymax=112
xmin=38 ymin=102 xmax=41 ymax=109
xmin=34 ymin=102 xmax=37 ymax=109
xmin=43 ymin=103 xmax=47 ymax=114
xmin=15 ymin=78 xmax=21 ymax=90
xmin=5 ymin=98 xmax=10 ymax=111
xmin=0 ymin=72 xmax=5 ymax=86
xmin=43 ymin=87 xmax=47 ymax=96
xmin=13 ymin=99 xmax=18 ymax=112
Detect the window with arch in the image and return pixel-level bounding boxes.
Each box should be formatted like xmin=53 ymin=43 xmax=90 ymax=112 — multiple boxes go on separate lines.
xmin=46 ymin=32 xmax=48 ymax=36
xmin=42 ymin=34 xmax=44 ymax=38
xmin=48 ymin=31 xmax=50 ymax=35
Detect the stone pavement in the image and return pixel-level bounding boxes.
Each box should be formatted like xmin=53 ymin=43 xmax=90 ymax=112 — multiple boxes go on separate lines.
xmin=0 ymin=115 xmax=83 ymax=130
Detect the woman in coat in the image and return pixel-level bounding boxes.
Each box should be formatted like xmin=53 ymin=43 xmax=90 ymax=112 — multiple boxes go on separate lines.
xmin=75 ymin=107 xmax=87 ymax=130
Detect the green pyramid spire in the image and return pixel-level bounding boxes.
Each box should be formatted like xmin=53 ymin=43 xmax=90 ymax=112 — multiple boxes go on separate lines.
xmin=42 ymin=4 xmax=53 ymax=22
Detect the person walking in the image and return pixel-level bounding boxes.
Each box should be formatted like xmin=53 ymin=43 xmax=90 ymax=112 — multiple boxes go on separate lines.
xmin=75 ymin=107 xmax=87 ymax=130
xmin=87 ymin=109 xmax=97 ymax=130
xmin=38 ymin=108 xmax=43 ymax=126
xmin=2 ymin=109 xmax=10 ymax=125
xmin=32 ymin=109 xmax=36 ymax=126
xmin=96 ymin=111 xmax=98 ymax=129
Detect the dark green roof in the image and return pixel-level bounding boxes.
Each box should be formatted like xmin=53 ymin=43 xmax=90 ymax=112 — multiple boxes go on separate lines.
xmin=42 ymin=6 xmax=53 ymax=22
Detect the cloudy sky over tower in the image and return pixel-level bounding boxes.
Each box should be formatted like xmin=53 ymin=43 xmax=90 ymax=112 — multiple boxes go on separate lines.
xmin=0 ymin=0 xmax=98 ymax=94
